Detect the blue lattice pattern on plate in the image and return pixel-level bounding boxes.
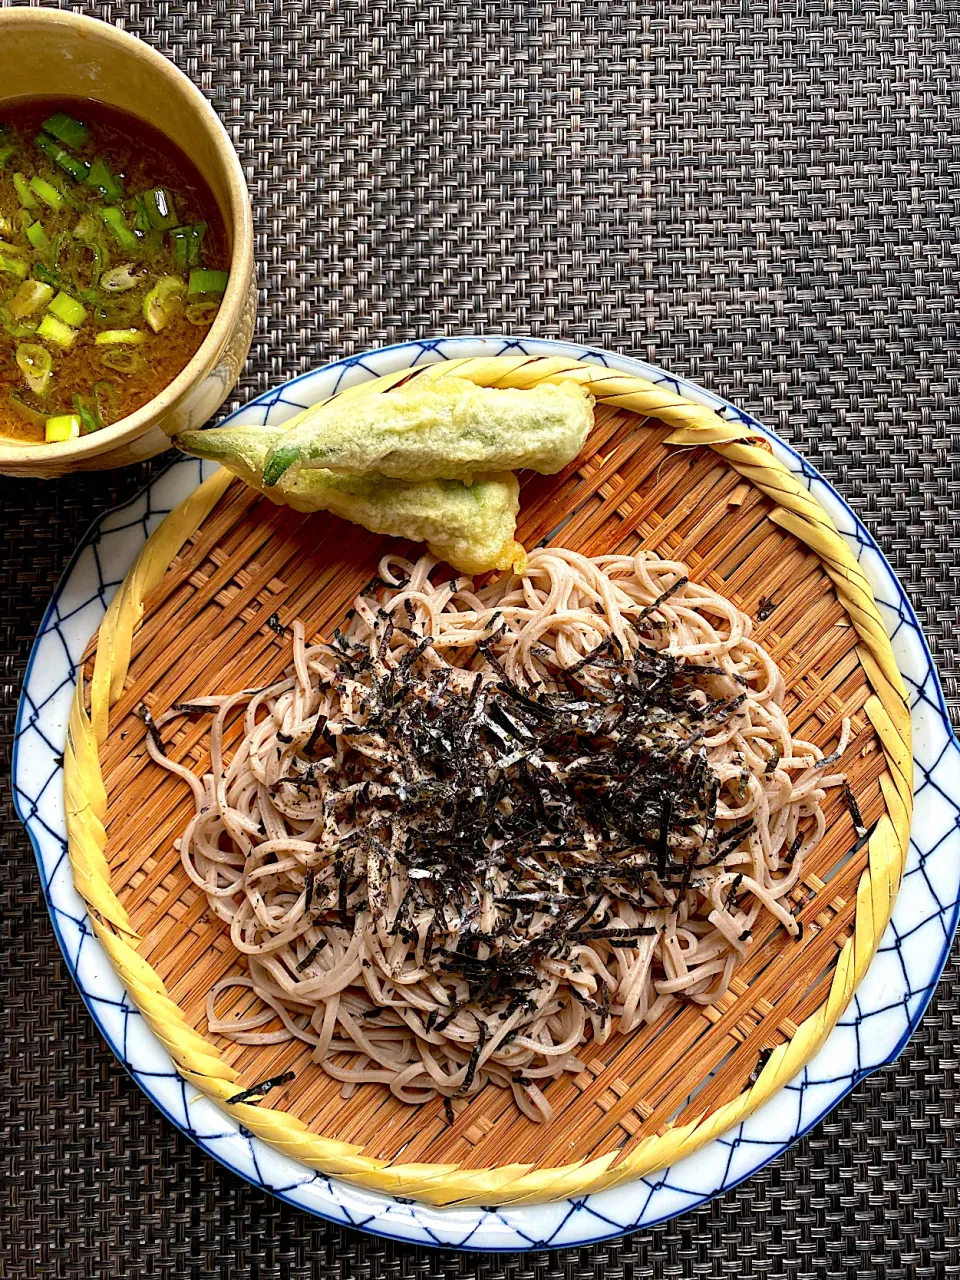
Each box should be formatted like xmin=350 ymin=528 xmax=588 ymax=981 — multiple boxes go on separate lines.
xmin=13 ymin=337 xmax=960 ymax=1251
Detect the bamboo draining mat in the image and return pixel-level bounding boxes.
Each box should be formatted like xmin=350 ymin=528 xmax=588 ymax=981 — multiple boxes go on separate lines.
xmin=84 ymin=402 xmax=886 ymax=1172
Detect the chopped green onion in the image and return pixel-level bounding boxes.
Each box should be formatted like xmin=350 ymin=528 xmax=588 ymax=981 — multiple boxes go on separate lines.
xmin=50 ymin=175 xmax=83 ymax=211
xmin=143 ymin=275 xmax=185 ymax=332
xmin=34 ymin=131 xmax=90 ymax=182
xmin=37 ymin=313 xmax=78 ymax=348
xmin=169 ymin=225 xmax=191 ymax=269
xmin=86 ymin=156 xmax=125 ymax=202
xmin=29 ymin=176 xmax=63 ymax=211
xmin=9 ymin=280 xmax=54 ymax=318
xmin=93 ymin=291 xmax=140 ymax=328
xmin=146 ymin=187 xmax=179 ymax=231
xmin=0 ymin=309 xmax=37 ymax=338
xmin=94 ymin=380 xmax=118 ymax=425
xmin=187 ymin=268 xmax=229 ymax=299
xmin=131 ymin=197 xmax=152 ymax=233
xmin=72 ymin=238 xmax=107 ymax=288
xmin=16 ymin=209 xmax=33 ymax=233
xmin=25 ymin=221 xmax=49 ymax=253
xmin=0 ymin=141 xmax=15 ymax=169
xmin=45 ymin=413 xmax=81 ymax=443
xmin=99 ymin=206 xmax=138 ymax=253
xmin=100 ymin=345 xmax=144 ymax=374
xmin=48 ymin=291 xmax=88 ymax=328
xmin=0 ymin=240 xmax=23 ymax=257
xmin=16 ymin=343 xmax=53 ymax=397
xmin=52 ymin=231 xmax=72 ymax=268
xmin=170 ymin=224 xmax=207 ymax=269
xmin=13 ymin=173 xmax=37 ymax=209
xmin=79 ymin=288 xmax=100 ymax=305
xmin=72 ymin=394 xmax=102 ymax=434
xmin=0 ymin=253 xmax=28 ymax=280
xmin=94 ymin=328 xmax=146 ymax=345
xmin=9 ymin=390 xmax=46 ymax=427
xmin=188 ymin=223 xmax=207 ymax=266
xmin=42 ymin=112 xmax=89 ymax=150
xmin=33 ymin=263 xmax=60 ymax=288
xmin=72 ymin=213 xmax=99 ymax=240
xmin=185 ymin=301 xmax=220 ymax=327
xmin=101 ymin=264 xmax=139 ymax=292
xmin=142 ymin=230 xmax=165 ymax=258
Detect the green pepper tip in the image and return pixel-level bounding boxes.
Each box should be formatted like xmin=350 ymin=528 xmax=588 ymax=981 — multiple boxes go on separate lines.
xmin=262 ymin=449 xmax=297 ymax=487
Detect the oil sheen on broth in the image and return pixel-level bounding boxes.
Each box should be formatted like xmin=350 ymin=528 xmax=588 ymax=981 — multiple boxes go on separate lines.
xmin=0 ymin=99 xmax=229 ymax=444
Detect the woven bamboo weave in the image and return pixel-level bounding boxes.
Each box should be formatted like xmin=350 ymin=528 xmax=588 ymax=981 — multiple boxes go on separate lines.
xmin=63 ymin=356 xmax=912 ymax=1205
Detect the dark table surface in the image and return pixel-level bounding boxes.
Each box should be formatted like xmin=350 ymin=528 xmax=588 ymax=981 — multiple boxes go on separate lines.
xmin=2 ymin=1 xmax=959 ymax=1276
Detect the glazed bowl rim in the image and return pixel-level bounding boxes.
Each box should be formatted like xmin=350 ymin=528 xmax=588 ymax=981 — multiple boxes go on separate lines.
xmin=0 ymin=9 xmax=254 ymax=465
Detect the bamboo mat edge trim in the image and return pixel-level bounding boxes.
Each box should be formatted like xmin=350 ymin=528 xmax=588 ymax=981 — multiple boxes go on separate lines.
xmin=60 ymin=354 xmax=914 ymax=1206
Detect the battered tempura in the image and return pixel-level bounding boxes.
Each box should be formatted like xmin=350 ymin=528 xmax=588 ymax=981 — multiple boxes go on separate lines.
xmin=260 ymin=377 xmax=595 ymax=487
xmin=175 ymin=424 xmax=523 ymax=575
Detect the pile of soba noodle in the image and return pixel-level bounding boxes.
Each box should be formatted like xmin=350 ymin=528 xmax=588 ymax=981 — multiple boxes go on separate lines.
xmin=149 ymin=548 xmax=848 ymax=1121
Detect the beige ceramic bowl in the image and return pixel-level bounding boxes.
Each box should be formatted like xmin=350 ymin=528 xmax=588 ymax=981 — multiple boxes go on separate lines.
xmin=0 ymin=9 xmax=256 ymax=478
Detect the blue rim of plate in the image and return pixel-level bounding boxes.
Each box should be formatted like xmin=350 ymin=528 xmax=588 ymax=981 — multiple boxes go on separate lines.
xmin=13 ymin=336 xmax=960 ymax=1251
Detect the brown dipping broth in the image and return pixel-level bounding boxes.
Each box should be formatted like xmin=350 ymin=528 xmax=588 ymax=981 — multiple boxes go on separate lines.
xmin=0 ymin=98 xmax=229 ymax=443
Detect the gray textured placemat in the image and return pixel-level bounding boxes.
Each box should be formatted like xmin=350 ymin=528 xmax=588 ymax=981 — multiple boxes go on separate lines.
xmin=2 ymin=0 xmax=959 ymax=1275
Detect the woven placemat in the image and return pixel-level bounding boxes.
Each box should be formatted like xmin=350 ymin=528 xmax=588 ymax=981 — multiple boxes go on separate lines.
xmin=2 ymin=0 xmax=958 ymax=1274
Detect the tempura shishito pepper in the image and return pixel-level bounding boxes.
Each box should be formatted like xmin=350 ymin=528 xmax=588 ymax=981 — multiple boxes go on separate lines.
xmin=260 ymin=377 xmax=595 ymax=487
xmin=175 ymin=424 xmax=524 ymax=576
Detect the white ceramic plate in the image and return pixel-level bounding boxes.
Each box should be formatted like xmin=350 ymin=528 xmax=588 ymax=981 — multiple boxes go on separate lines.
xmin=14 ymin=336 xmax=960 ymax=1250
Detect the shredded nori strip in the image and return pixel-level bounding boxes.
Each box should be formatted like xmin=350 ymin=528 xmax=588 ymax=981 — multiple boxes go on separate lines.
xmin=567 ymin=986 xmax=602 ymax=1014
xmin=573 ymin=926 xmax=657 ymax=940
xmin=172 ymin=700 xmax=216 ymax=716
xmin=226 ymin=1070 xmax=296 ymax=1105
xmin=816 ymin=738 xmax=848 ymax=770
xmin=432 ymin=1000 xmax=465 ymax=1035
xmin=850 ymin=820 xmax=878 ymax=855
xmin=843 ymin=783 xmax=867 ymax=837
xmin=459 ymin=1019 xmax=489 ymax=1094
xmin=561 ymin=634 xmax=617 ymax=677
xmin=757 ymin=596 xmax=777 ymax=621
xmin=634 ymin=575 xmax=688 ymax=626
xmin=261 ymin=604 xmax=790 ymax=1028
xmin=295 ymin=935 xmax=328 ymax=972
xmin=748 ymin=1046 xmax=774 ymax=1084
xmin=136 ymin=703 xmax=165 ymax=757
xmin=726 ymin=873 xmax=744 ymax=910
xmin=443 ymin=1097 xmax=456 ymax=1125
xmin=266 ymin=612 xmax=287 ymax=636
xmin=655 ymin=794 xmax=672 ymax=875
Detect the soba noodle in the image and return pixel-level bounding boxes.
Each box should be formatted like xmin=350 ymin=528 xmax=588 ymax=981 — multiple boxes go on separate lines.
xmin=148 ymin=548 xmax=848 ymax=1121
